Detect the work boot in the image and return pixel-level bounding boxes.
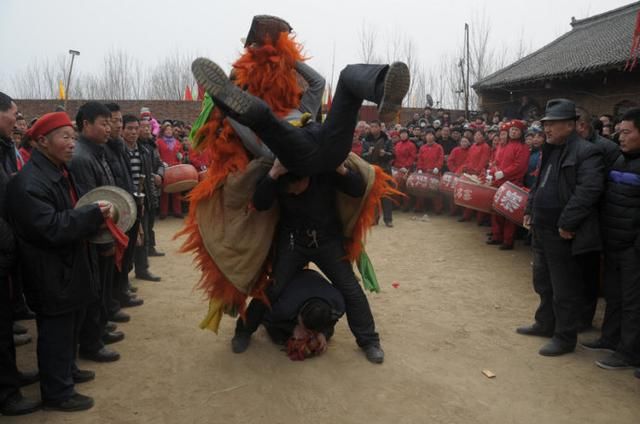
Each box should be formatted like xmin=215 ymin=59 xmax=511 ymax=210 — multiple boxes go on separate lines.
xmin=72 ymin=369 xmax=95 ymax=384
xmin=192 ymin=58 xmax=261 ymax=125
xmin=377 ymin=62 xmax=410 ymax=122
xmin=0 ymin=391 xmax=40 ymax=416
xmin=79 ymin=347 xmax=120 ymax=363
xmin=109 ymin=310 xmax=130 ymax=323
xmin=231 ymin=333 xmax=251 ymax=354
xmin=135 ymin=271 xmax=161 ymax=282
xmin=102 ymin=331 xmax=125 ymax=345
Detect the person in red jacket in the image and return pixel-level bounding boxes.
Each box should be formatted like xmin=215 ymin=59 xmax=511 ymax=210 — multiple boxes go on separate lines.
xmin=489 ymin=122 xmax=509 ymax=173
xmin=393 ymin=128 xmax=417 ymax=210
xmin=458 ymin=130 xmax=491 ymax=223
xmin=415 ymin=129 xmax=444 ymax=214
xmin=487 ymin=119 xmax=531 ymax=250
xmin=156 ymin=121 xmax=185 ymax=218
xmin=446 ymin=136 xmax=471 ymax=216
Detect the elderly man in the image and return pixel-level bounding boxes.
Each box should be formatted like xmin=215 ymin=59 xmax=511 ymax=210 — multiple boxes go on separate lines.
xmin=517 ymin=99 xmax=604 ymax=356
xmin=8 ymin=111 xmax=112 ymax=411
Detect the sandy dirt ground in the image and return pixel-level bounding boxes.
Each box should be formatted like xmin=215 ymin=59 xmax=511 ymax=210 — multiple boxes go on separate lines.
xmin=10 ymin=212 xmax=640 ymax=424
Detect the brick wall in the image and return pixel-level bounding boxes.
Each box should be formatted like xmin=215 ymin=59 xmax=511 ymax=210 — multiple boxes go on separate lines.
xmin=15 ymin=99 xmax=470 ymax=127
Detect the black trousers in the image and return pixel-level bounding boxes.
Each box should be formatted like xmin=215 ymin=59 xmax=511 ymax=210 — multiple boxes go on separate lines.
xmin=79 ymin=254 xmax=113 ymax=353
xmin=576 ymin=251 xmax=601 ymax=329
xmin=36 ymin=308 xmax=85 ymax=402
xmin=531 ymin=227 xmax=583 ymax=346
xmin=381 ymin=197 xmax=393 ymax=224
xmin=237 ymin=235 xmax=379 ymax=348
xmin=114 ymin=220 xmax=140 ymax=303
xmin=241 ymin=64 xmax=388 ymax=176
xmin=0 ymin=278 xmax=19 ymax=403
xmin=134 ymin=214 xmax=150 ymax=275
xmin=601 ymin=247 xmax=640 ymax=364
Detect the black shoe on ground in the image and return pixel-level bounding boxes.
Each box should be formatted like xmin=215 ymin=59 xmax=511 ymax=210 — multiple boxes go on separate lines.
xmin=580 ymin=338 xmax=616 ymax=353
xmin=363 ymin=344 xmax=385 ymax=364
xmin=148 ymin=248 xmax=165 ymax=257
xmin=13 ymin=333 xmax=32 ymax=346
xmin=43 ymin=393 xmax=94 ymax=412
xmin=595 ymin=353 xmax=635 ymax=370
xmin=72 ymin=369 xmax=95 ymax=384
xmin=539 ymin=339 xmax=575 ymax=357
xmin=105 ymin=321 xmax=117 ymax=332
xmin=12 ymin=322 xmax=28 ymax=335
xmin=0 ymin=391 xmax=40 ymax=416
xmin=231 ymin=333 xmax=251 ymax=354
xmin=120 ymin=296 xmax=144 ymax=308
xmin=109 ymin=310 xmax=131 ymax=323
xmin=378 ymin=62 xmax=411 ymax=122
xmin=384 ymin=221 xmax=394 ymax=228
xmin=499 ymin=244 xmax=514 ymax=251
xmin=102 ymin=331 xmax=125 ymax=345
xmin=516 ymin=323 xmax=554 ymax=338
xmin=486 ymin=239 xmax=502 ymax=245
xmin=136 ymin=271 xmax=161 ymax=282
xmin=79 ymin=347 xmax=120 ymax=363
xmin=18 ymin=370 xmax=39 ymax=387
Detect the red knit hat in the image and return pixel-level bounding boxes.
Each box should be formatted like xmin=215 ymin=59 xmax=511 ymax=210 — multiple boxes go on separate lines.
xmin=25 ymin=112 xmax=73 ymax=140
xmin=509 ymin=119 xmax=527 ymax=132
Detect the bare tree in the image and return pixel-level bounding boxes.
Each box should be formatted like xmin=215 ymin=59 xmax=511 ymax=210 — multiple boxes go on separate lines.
xmin=146 ymin=51 xmax=196 ymax=100
xmin=358 ymin=22 xmax=381 ymax=64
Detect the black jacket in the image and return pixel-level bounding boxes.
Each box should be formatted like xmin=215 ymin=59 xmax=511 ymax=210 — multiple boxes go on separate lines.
xmin=106 ymin=137 xmax=134 ymax=194
xmin=69 ymin=136 xmax=116 ymax=196
xmin=127 ymin=141 xmax=159 ymax=210
xmin=587 ymin=131 xmax=620 ymax=172
xmin=362 ymin=132 xmax=394 ymax=172
xmin=526 ymin=131 xmax=604 ymax=255
xmin=0 ymin=148 xmax=14 ymax=280
xmin=601 ymin=151 xmax=640 ymax=251
xmin=0 ymin=136 xmax=17 ymax=176
xmin=139 ymin=136 xmax=164 ymax=202
xmin=7 ymin=150 xmax=104 ymax=315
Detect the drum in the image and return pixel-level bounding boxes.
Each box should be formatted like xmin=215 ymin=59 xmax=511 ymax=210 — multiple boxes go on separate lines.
xmin=438 ymin=172 xmax=459 ymax=197
xmin=163 ymin=164 xmax=199 ymax=193
xmin=453 ymin=176 xmax=496 ymax=213
xmin=492 ymin=181 xmax=529 ymax=226
xmin=406 ymin=172 xmax=440 ymax=198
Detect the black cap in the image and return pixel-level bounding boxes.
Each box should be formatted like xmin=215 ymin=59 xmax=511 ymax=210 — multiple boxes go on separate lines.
xmin=540 ymin=98 xmax=578 ymax=122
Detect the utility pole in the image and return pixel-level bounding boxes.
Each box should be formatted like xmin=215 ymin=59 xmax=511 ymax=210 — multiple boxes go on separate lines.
xmin=64 ymin=49 xmax=80 ymax=110
xmin=464 ymin=23 xmax=470 ymax=120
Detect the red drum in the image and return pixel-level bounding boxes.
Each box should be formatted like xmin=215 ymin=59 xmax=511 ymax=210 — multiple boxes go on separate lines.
xmin=163 ymin=164 xmax=199 ymax=193
xmin=453 ymin=177 xmax=497 ymax=213
xmin=391 ymin=167 xmax=409 ymax=191
xmin=438 ymin=172 xmax=459 ymax=197
xmin=406 ymin=172 xmax=440 ymax=198
xmin=492 ymin=181 xmax=530 ymax=226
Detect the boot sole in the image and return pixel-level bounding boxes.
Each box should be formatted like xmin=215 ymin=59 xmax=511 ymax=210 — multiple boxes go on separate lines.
xmin=595 ymin=360 xmax=634 ymax=370
xmin=191 ymin=58 xmax=252 ymax=116
xmin=378 ymin=62 xmax=410 ymax=122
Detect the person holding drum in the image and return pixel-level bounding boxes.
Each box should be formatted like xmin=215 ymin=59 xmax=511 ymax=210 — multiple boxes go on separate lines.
xmin=415 ymin=128 xmax=444 ymax=214
xmin=157 ymin=121 xmax=185 ymax=219
xmin=458 ymin=129 xmax=491 ymax=223
xmin=392 ymin=128 xmax=417 ymax=211
xmin=486 ymin=120 xmax=530 ymax=250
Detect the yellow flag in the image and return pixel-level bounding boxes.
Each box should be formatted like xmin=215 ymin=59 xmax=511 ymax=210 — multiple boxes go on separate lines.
xmin=58 ymin=80 xmax=66 ymax=100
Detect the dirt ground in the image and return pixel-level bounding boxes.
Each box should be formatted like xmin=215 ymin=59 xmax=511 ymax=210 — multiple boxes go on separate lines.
xmin=10 ymin=212 xmax=640 ymax=424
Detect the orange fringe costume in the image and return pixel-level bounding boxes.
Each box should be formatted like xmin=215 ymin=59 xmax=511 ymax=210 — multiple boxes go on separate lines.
xmin=177 ymin=34 xmax=400 ymax=333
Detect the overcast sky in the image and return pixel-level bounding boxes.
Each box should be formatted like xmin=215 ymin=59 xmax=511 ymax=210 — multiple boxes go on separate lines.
xmin=0 ymin=0 xmax=633 ymax=92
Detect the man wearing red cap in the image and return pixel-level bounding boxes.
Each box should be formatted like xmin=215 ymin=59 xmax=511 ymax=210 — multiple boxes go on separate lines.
xmin=7 ymin=111 xmax=113 ymax=412
xmin=487 ymin=120 xmax=530 ymax=250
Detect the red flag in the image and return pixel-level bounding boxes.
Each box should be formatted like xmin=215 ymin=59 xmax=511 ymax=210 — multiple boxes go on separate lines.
xmin=184 ymin=85 xmax=193 ymax=101
xmin=625 ymin=10 xmax=640 ymax=71
xmin=197 ymin=84 xmax=205 ymax=101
